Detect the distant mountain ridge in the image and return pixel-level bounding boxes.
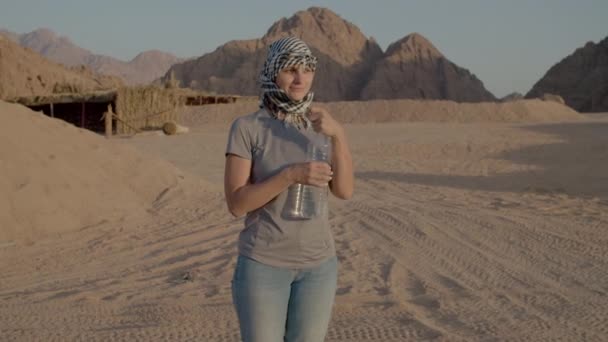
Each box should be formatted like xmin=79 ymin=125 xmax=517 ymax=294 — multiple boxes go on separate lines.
xmin=526 ymin=36 xmax=608 ymax=112
xmin=361 ymin=33 xmax=494 ymax=101
xmin=0 ymin=28 xmax=183 ymax=85
xmin=0 ymin=34 xmax=122 ymax=100
xmin=162 ymin=7 xmax=496 ymax=102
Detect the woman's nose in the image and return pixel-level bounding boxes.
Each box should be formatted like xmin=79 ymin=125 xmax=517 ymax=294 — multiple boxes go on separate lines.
xmin=293 ymin=69 xmax=304 ymax=82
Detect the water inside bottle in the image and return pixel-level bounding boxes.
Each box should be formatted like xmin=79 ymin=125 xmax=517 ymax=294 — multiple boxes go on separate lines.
xmin=283 ymin=133 xmax=331 ymax=220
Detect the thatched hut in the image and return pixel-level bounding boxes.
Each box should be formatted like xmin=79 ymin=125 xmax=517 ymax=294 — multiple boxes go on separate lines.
xmin=11 ymin=86 xmax=185 ymax=135
xmin=114 ymin=86 xmax=184 ymax=134
xmin=10 ymin=86 xmax=242 ymax=135
xmin=12 ymin=90 xmax=117 ymax=133
xmin=184 ymin=94 xmax=240 ymax=106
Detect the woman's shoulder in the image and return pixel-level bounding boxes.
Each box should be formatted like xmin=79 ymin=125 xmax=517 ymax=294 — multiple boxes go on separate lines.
xmin=230 ymin=107 xmax=271 ymax=128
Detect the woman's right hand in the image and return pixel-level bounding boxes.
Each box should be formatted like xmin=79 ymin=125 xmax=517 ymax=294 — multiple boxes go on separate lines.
xmin=285 ymin=162 xmax=333 ymax=187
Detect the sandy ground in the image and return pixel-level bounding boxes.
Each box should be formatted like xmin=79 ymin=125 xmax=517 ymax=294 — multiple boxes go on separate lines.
xmin=1 ymin=101 xmax=608 ymax=341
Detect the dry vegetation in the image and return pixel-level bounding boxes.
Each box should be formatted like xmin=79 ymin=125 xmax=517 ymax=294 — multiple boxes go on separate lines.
xmin=114 ymin=86 xmax=184 ymax=134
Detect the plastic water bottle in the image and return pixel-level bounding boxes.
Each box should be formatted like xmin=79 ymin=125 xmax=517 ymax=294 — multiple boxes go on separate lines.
xmin=311 ymin=135 xmax=331 ymax=218
xmin=283 ymin=134 xmax=331 ymax=220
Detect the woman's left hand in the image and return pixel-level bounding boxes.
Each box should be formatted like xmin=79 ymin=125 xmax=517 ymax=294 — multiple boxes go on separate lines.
xmin=308 ymin=106 xmax=344 ymax=138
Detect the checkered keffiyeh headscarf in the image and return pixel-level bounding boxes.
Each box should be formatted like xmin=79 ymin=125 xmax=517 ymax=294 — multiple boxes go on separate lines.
xmin=259 ymin=37 xmax=317 ymax=129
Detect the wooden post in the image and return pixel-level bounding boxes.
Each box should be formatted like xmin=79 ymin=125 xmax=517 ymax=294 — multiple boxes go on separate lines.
xmin=80 ymin=102 xmax=86 ymax=128
xmin=50 ymin=103 xmax=54 ymax=117
xmin=104 ymin=104 xmax=113 ymax=138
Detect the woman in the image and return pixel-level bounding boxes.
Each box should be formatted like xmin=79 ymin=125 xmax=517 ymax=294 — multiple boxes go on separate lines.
xmin=224 ymin=36 xmax=354 ymax=342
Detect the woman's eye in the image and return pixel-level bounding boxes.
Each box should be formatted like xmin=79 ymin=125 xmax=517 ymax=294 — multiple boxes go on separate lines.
xmin=282 ymin=66 xmax=313 ymax=75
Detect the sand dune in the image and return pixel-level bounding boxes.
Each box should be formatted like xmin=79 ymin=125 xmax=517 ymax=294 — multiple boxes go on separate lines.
xmin=178 ymin=98 xmax=584 ymax=127
xmin=1 ymin=100 xmax=607 ymax=341
xmin=0 ymin=100 xmax=210 ymax=243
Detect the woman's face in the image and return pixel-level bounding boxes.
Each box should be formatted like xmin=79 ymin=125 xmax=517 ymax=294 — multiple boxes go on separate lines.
xmin=275 ymin=64 xmax=315 ymax=101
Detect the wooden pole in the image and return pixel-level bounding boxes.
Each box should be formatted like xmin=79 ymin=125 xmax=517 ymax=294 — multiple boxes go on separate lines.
xmin=50 ymin=103 xmax=54 ymax=117
xmin=112 ymin=115 xmax=141 ymax=134
xmin=104 ymin=104 xmax=113 ymax=138
xmin=80 ymin=102 xmax=86 ymax=128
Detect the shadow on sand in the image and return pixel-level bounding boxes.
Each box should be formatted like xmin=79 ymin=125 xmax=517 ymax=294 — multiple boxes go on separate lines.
xmin=356 ymin=121 xmax=608 ymax=200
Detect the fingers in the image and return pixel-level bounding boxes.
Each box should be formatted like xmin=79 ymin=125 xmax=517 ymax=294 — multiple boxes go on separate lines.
xmin=291 ymin=162 xmax=332 ymax=186
xmin=308 ymin=161 xmax=332 ymax=186
xmin=309 ymin=176 xmax=332 ymax=187
xmin=307 ymin=109 xmax=321 ymax=122
xmin=294 ymin=162 xmax=331 ymax=186
xmin=310 ymin=116 xmax=329 ymax=134
xmin=307 ymin=106 xmax=327 ymax=123
xmin=307 ymin=110 xmax=322 ymax=133
xmin=308 ymin=107 xmax=339 ymax=136
xmin=310 ymin=161 xmax=332 ymax=174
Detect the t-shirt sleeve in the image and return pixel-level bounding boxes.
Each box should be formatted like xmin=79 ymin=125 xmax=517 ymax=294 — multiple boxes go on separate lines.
xmin=225 ymin=118 xmax=253 ymax=160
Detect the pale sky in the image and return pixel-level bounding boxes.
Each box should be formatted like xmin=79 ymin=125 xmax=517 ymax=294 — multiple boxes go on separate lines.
xmin=1 ymin=0 xmax=606 ymax=97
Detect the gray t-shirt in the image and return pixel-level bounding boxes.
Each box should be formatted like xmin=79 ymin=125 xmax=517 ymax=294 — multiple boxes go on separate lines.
xmin=225 ymin=108 xmax=335 ymax=268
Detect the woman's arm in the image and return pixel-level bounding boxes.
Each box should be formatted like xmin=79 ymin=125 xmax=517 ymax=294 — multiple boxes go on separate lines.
xmin=328 ymin=128 xmax=354 ymax=199
xmin=224 ymin=155 xmax=333 ymax=217
xmin=308 ymin=106 xmax=354 ymax=200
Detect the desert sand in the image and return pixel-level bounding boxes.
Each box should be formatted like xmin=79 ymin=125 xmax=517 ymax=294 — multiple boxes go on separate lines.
xmin=1 ymin=99 xmax=607 ymax=341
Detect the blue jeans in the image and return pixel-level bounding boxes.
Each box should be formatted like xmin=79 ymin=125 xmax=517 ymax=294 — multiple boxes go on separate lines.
xmin=231 ymin=255 xmax=338 ymax=342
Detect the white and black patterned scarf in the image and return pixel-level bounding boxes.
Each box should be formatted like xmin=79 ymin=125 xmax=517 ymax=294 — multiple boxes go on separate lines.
xmin=259 ymin=37 xmax=317 ymax=129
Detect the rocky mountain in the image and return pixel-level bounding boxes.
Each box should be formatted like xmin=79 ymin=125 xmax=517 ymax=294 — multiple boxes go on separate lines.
xmin=501 ymin=92 xmax=524 ymax=102
xmin=526 ymin=36 xmax=608 ymax=112
xmin=1 ymin=28 xmax=182 ymax=85
xmin=14 ymin=28 xmax=92 ymax=66
xmin=262 ymin=7 xmax=384 ymax=101
xmin=163 ymin=7 xmax=494 ymax=102
xmin=0 ymin=29 xmax=19 ymax=42
xmin=361 ymin=33 xmax=495 ymax=101
xmin=159 ymin=39 xmax=267 ymax=96
xmin=0 ymin=34 xmax=122 ymax=100
xmin=163 ymin=7 xmax=383 ymax=101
